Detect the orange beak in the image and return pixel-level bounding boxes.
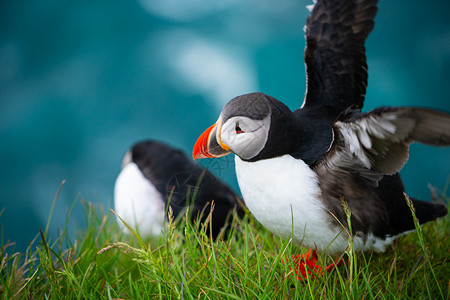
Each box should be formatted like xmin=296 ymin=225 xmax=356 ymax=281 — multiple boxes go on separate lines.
xmin=193 ymin=122 xmax=231 ymax=159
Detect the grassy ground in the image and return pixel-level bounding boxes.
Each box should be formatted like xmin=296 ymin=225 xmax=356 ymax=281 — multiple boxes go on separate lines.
xmin=0 ymin=192 xmax=448 ymax=299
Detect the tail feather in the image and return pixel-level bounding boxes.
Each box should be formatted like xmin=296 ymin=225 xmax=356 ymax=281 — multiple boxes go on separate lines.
xmin=411 ymin=198 xmax=448 ymax=225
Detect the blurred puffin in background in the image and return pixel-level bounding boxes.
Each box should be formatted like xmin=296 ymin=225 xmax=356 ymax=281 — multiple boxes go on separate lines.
xmin=114 ymin=140 xmax=245 ymax=239
xmin=193 ymin=0 xmax=449 ymax=279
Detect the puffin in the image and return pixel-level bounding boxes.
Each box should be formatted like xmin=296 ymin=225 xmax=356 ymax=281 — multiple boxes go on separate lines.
xmin=192 ymin=0 xmax=449 ymax=278
xmin=114 ymin=140 xmax=245 ymax=239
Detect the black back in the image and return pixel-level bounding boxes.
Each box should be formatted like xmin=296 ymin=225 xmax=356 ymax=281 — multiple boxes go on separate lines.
xmin=291 ymin=106 xmax=336 ymax=166
xmin=131 ymin=140 xmax=245 ymax=238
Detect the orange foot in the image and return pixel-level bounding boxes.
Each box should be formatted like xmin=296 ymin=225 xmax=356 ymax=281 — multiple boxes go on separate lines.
xmin=291 ymin=249 xmax=342 ymax=281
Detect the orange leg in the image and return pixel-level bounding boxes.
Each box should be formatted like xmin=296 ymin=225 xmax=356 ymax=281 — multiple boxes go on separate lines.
xmin=291 ymin=249 xmax=343 ymax=281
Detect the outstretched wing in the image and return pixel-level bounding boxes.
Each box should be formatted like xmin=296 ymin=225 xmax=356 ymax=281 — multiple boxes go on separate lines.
xmin=302 ymin=0 xmax=378 ymax=115
xmin=334 ymin=107 xmax=450 ymax=176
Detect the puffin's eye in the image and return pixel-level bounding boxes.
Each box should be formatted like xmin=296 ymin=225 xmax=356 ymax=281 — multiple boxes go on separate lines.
xmin=235 ymin=122 xmax=244 ymax=134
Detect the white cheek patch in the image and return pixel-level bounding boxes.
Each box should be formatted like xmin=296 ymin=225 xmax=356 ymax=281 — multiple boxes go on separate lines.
xmin=221 ymin=115 xmax=271 ymax=160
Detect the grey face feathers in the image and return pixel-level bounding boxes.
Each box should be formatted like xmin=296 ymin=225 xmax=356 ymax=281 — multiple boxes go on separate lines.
xmin=220 ymin=115 xmax=271 ymax=160
xmin=218 ymin=93 xmax=273 ymax=160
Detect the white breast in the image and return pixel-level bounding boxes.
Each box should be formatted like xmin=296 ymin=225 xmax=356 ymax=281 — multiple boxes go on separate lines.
xmin=114 ymin=162 xmax=166 ymax=237
xmin=235 ymin=155 xmax=352 ymax=253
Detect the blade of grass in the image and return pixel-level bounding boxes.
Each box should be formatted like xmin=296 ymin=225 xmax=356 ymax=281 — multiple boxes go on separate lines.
xmin=44 ymin=180 xmax=65 ymax=239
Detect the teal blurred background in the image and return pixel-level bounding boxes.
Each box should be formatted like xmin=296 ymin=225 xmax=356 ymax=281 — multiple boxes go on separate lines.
xmin=0 ymin=0 xmax=449 ymax=250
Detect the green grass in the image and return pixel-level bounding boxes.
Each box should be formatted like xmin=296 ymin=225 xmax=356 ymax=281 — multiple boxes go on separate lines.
xmin=0 ymin=193 xmax=449 ymax=299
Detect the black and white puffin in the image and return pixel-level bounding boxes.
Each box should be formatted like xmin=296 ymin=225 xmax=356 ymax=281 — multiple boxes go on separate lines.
xmin=114 ymin=140 xmax=245 ymax=239
xmin=192 ymin=0 xmax=449 ymax=277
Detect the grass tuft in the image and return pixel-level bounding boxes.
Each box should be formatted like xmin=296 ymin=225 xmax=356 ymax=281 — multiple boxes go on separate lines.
xmin=0 ymin=192 xmax=448 ymax=299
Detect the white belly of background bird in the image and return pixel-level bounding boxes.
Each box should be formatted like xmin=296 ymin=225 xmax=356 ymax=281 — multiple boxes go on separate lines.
xmin=114 ymin=162 xmax=166 ymax=236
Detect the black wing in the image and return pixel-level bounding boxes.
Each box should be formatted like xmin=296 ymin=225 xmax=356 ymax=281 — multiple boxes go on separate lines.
xmin=302 ymin=0 xmax=378 ymax=115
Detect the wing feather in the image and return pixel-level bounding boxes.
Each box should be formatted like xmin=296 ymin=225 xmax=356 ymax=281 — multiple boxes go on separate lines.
xmin=335 ymin=107 xmax=450 ymax=175
xmin=302 ymin=0 xmax=378 ymax=115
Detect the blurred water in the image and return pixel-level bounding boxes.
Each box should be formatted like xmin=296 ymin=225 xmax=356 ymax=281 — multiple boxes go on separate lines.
xmin=0 ymin=0 xmax=449 ymax=251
